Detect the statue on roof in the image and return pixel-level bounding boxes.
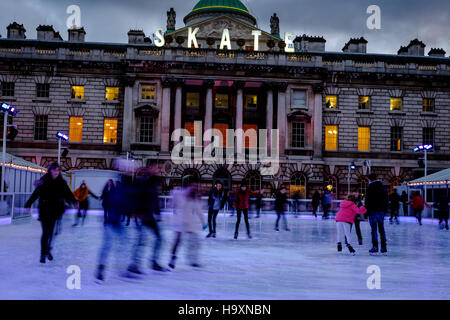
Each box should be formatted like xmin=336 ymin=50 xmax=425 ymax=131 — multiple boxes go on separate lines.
xmin=270 ymin=13 xmax=279 ymax=35
xmin=167 ymin=8 xmax=176 ymax=31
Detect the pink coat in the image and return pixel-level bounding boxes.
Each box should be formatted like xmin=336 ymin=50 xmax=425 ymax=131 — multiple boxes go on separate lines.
xmin=335 ymin=200 xmax=367 ymax=224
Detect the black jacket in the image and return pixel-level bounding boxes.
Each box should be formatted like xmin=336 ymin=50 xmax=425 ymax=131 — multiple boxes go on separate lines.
xmin=365 ymin=180 xmax=388 ymax=213
xmin=208 ymin=187 xmax=226 ymax=210
xmin=25 ymin=174 xmax=77 ymax=220
xmin=274 ymin=191 xmax=288 ymax=211
xmin=100 ymin=184 xmax=116 ymax=208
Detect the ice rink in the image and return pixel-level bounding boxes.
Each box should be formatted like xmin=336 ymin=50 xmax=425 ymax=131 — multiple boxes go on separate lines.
xmin=0 ymin=211 xmax=449 ymax=300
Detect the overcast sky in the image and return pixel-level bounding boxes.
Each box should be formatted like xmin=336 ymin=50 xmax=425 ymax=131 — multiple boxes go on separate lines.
xmin=0 ymin=0 xmax=448 ymax=55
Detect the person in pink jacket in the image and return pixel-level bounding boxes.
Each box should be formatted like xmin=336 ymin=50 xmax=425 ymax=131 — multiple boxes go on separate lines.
xmin=335 ymin=194 xmax=367 ymax=255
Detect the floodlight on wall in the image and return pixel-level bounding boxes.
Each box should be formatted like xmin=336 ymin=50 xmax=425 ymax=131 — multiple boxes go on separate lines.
xmin=56 ymin=132 xmax=69 ymax=141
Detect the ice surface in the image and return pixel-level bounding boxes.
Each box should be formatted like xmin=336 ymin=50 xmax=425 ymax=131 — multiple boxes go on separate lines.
xmin=0 ymin=211 xmax=449 ymax=300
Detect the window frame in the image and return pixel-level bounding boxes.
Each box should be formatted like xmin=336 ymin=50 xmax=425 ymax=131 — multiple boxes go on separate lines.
xmin=244 ymin=94 xmax=258 ymax=110
xmin=140 ymin=84 xmax=156 ymax=101
xmin=71 ymin=86 xmax=85 ymax=100
xmin=358 ymin=96 xmax=371 ymax=110
xmin=291 ymin=89 xmax=307 ymax=109
xmin=390 ymin=97 xmax=403 ymax=111
xmin=422 ymin=127 xmax=435 ymax=146
xmin=325 ymin=95 xmax=338 ymax=109
xmin=390 ymin=127 xmax=403 ymax=152
xmin=1 ymin=82 xmax=15 ymax=97
xmin=103 ymin=118 xmax=118 ymax=144
xmin=422 ymin=98 xmax=435 ymax=112
xmin=357 ymin=126 xmax=371 ymax=152
xmin=325 ymin=125 xmax=338 ymax=151
xmin=138 ymin=116 xmax=155 ymax=143
xmin=34 ymin=115 xmax=48 ymax=141
xmin=105 ymin=87 xmax=119 ymax=101
xmin=69 ymin=116 xmax=83 ymax=142
xmin=291 ymin=121 xmax=305 ymax=148
xmin=36 ymin=83 xmax=50 ymax=98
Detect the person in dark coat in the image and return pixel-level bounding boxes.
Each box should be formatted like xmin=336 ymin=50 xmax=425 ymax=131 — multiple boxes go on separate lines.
xmin=321 ymin=190 xmax=332 ymax=219
xmin=292 ymin=191 xmax=301 ymax=218
xmin=389 ymin=190 xmax=400 ymax=224
xmin=364 ymin=173 xmax=389 ymax=254
xmin=274 ymin=186 xmax=290 ymax=231
xmin=434 ymin=193 xmax=449 ymax=230
xmin=311 ymin=191 xmax=321 ymax=218
xmin=400 ymin=191 xmax=409 ymax=216
xmin=99 ymin=179 xmax=115 ymax=225
xmin=25 ymin=162 xmax=78 ymax=263
xmin=206 ymin=182 xmax=226 ymax=238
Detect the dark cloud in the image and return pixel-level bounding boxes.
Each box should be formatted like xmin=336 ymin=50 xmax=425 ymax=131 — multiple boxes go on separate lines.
xmin=0 ymin=0 xmax=449 ymax=54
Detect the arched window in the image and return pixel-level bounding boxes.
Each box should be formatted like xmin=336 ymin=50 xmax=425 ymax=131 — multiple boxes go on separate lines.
xmin=358 ymin=176 xmax=370 ymax=198
xmin=181 ymin=168 xmax=201 ymax=187
xmin=325 ymin=175 xmax=338 ymax=198
xmin=290 ymin=172 xmax=307 ymax=199
xmin=245 ymin=171 xmax=261 ymax=191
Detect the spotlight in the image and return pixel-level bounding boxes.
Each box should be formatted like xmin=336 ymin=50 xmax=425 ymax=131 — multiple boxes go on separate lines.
xmin=56 ymin=131 xmax=69 ymax=141
xmin=350 ymin=162 xmax=356 ymax=170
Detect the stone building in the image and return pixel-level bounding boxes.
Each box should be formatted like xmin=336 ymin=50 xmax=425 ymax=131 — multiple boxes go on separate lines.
xmin=0 ymin=0 xmax=449 ymax=199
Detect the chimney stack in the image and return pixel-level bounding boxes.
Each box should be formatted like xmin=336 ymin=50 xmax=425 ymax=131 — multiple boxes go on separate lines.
xmin=127 ymin=30 xmax=145 ymax=44
xmin=7 ymin=22 xmax=26 ymax=39
xmin=68 ymin=26 xmax=86 ymax=42
xmin=36 ymin=25 xmax=62 ymax=41
xmin=428 ymin=48 xmax=446 ymax=57
xmin=342 ymin=37 xmax=367 ymax=53
xmin=294 ymin=34 xmax=326 ymax=52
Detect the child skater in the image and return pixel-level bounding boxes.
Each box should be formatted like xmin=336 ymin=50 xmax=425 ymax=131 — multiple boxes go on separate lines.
xmin=335 ymin=194 xmax=367 ymax=255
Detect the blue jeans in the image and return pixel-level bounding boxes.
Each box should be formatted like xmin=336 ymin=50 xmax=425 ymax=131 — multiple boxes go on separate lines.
xmin=368 ymin=211 xmax=387 ymax=248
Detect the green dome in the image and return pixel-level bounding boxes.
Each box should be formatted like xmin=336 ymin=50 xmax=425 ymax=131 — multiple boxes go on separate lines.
xmin=192 ymin=0 xmax=250 ymax=15
xmin=184 ymin=0 xmax=256 ymax=26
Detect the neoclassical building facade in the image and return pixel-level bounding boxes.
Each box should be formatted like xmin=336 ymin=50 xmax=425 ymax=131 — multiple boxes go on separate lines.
xmin=0 ymin=0 xmax=449 ymax=198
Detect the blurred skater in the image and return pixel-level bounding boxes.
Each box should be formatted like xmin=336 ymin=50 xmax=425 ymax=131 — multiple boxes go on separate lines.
xmin=434 ymin=193 xmax=449 ymax=230
xmin=274 ymin=186 xmax=290 ymax=231
xmin=254 ymin=191 xmax=263 ymax=218
xmin=389 ymin=190 xmax=400 ymax=224
xmin=407 ymin=191 xmax=431 ymax=226
xmin=400 ymin=191 xmax=408 ymax=216
xmin=72 ymin=181 xmax=98 ymax=226
xmin=127 ymin=166 xmax=165 ymax=276
xmin=233 ymin=180 xmax=261 ymax=239
xmin=292 ymin=190 xmax=300 ymax=218
xmin=167 ymin=178 xmax=207 ymax=271
xmin=99 ymin=179 xmax=115 ymax=225
xmin=25 ymin=162 xmax=78 ymax=263
xmin=311 ymin=190 xmax=320 ymax=219
xmin=321 ymin=190 xmax=332 ymax=219
xmin=206 ymin=182 xmax=226 ymax=238
xmin=335 ymin=194 xmax=367 ymax=255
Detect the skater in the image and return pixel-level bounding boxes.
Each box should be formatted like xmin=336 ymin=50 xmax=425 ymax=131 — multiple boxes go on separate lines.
xmin=352 ymin=192 xmax=364 ymax=245
xmin=321 ymin=190 xmax=332 ymax=219
xmin=233 ymin=180 xmax=261 ymax=239
xmin=72 ymin=181 xmax=98 ymax=226
xmin=254 ymin=191 xmax=263 ymax=218
xmin=206 ymin=182 xmax=226 ymax=238
xmin=99 ymin=179 xmax=116 ymax=225
xmin=365 ymin=173 xmax=389 ymax=255
xmin=167 ymin=179 xmax=208 ymax=271
xmin=25 ymin=162 xmax=78 ymax=263
xmin=400 ymin=191 xmax=409 ymax=216
xmin=407 ymin=191 xmax=430 ymax=226
xmin=228 ymin=190 xmax=235 ymax=217
xmin=127 ymin=166 xmax=165 ymax=275
xmin=335 ymin=194 xmax=367 ymax=255
xmin=311 ymin=190 xmax=320 ymax=218
xmin=434 ymin=193 xmax=449 ymax=230
xmin=389 ymin=190 xmax=400 ymax=224
xmin=274 ymin=186 xmax=290 ymax=231
xmin=292 ymin=190 xmax=300 ymax=218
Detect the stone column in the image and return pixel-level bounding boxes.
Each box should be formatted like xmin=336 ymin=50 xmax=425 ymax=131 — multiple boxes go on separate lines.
xmin=174 ymin=79 xmax=184 ymax=132
xmin=265 ymin=83 xmax=274 ymax=154
xmin=312 ymin=83 xmax=324 ymax=159
xmin=121 ymin=76 xmax=135 ymax=153
xmin=276 ymin=82 xmax=288 ymax=156
xmin=235 ymin=81 xmax=245 ymax=151
xmin=160 ymin=78 xmax=173 ymax=153
xmin=204 ymin=79 xmax=214 ymax=147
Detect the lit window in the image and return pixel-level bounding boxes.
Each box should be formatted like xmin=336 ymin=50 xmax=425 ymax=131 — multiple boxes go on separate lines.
xmin=325 ymin=125 xmax=338 ymax=151
xmin=390 ymin=127 xmax=403 ymax=151
xmin=36 ymin=83 xmax=50 ymax=98
xmin=245 ymin=46 xmax=254 ymax=51
xmin=358 ymin=127 xmax=370 ymax=151
xmin=358 ymin=96 xmax=370 ymax=110
xmin=292 ymin=122 xmax=305 ymax=148
xmin=1 ymin=82 xmax=15 ymax=97
xmin=138 ymin=117 xmax=154 ymax=143
xmin=390 ymin=97 xmax=402 ymax=111
xmin=243 ymin=124 xmax=258 ymax=148
xmin=71 ymin=86 xmax=84 ymax=100
xmin=292 ymin=90 xmax=306 ymax=109
xmin=213 ymin=123 xmax=228 ymax=147
xmin=105 ymin=87 xmax=119 ymax=101
xmin=186 ymin=92 xmax=200 ymax=107
xmin=290 ymin=172 xmax=307 ymax=199
xmin=103 ymin=119 xmax=117 ymax=144
xmin=422 ymin=98 xmax=435 ymax=112
xmin=215 ymin=94 xmax=229 ymax=108
xmin=69 ymin=117 xmax=83 ymax=142
xmin=244 ymin=95 xmax=257 ymax=109
xmin=325 ymin=95 xmax=338 ymax=109
xmin=141 ymin=85 xmax=155 ymax=100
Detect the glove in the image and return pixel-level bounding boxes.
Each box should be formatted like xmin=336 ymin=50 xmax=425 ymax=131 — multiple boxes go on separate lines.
xmin=202 ymin=224 xmax=208 ymax=230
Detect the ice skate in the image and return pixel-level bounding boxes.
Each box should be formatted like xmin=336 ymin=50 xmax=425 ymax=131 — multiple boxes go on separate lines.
xmin=212 ymin=233 xmax=216 ymax=238
xmin=446 ymin=225 xmax=449 ymax=230
xmin=47 ymin=251 xmax=53 ymax=261
xmin=275 ymin=227 xmax=279 ymax=232
xmin=206 ymin=232 xmax=213 ymax=238
xmin=127 ymin=264 xmax=143 ymax=276
xmin=247 ymin=233 xmax=252 ymax=239
xmin=285 ymin=228 xmax=290 ymax=232
xmin=337 ymin=242 xmax=342 ymax=252
xmin=369 ymin=247 xmax=379 ymax=255
xmin=40 ymin=255 xmax=46 ymax=263
xmin=167 ymin=256 xmax=176 ymax=272
xmin=234 ymin=232 xmax=238 ymax=239
xmin=151 ymin=261 xmax=165 ymax=272
xmin=95 ymin=265 xmax=105 ymax=283
xmin=347 ymin=245 xmax=356 ymax=255
xmin=380 ymin=247 xmax=388 ymax=255
xmin=191 ymin=263 xmax=201 ymax=268
xmin=358 ymin=238 xmax=363 ymax=246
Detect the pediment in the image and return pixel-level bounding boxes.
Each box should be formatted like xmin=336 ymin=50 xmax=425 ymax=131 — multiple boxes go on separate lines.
xmin=169 ymin=15 xmax=279 ymax=42
xmin=134 ymin=103 xmax=159 ymax=116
